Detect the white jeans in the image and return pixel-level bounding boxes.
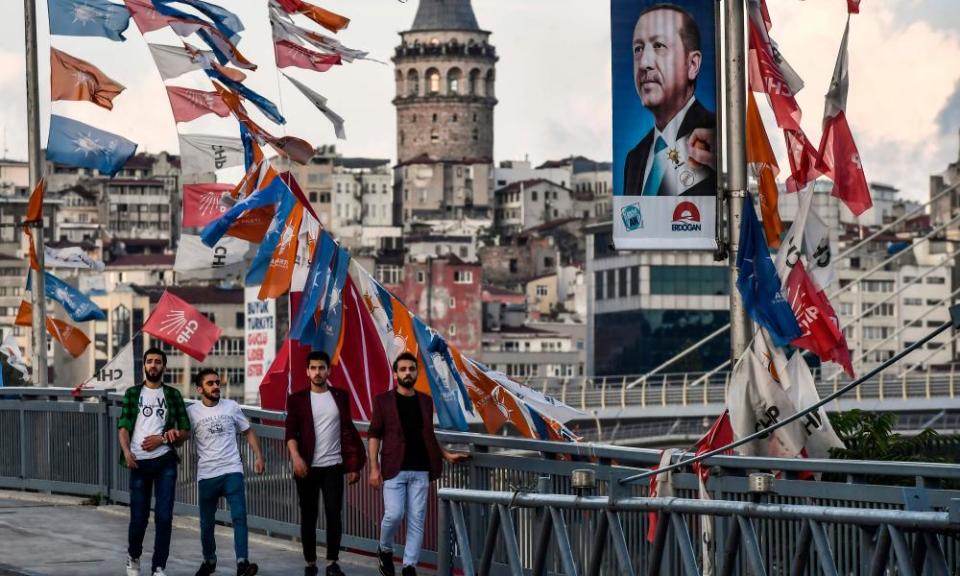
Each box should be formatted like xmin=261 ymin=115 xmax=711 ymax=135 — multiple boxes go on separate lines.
xmin=379 ymin=470 xmax=430 ymax=567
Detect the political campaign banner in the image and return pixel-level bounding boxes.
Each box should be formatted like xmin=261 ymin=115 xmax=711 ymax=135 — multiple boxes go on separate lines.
xmin=611 ymin=0 xmax=719 ymax=250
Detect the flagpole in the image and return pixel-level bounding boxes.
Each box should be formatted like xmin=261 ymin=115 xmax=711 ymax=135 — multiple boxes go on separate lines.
xmin=24 ymin=0 xmax=48 ymax=387
xmin=724 ymin=0 xmax=751 ymax=362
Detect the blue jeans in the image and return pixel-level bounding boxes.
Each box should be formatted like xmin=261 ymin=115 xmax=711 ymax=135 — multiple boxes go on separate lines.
xmin=379 ymin=471 xmax=430 ymax=567
xmin=128 ymin=451 xmax=178 ymax=571
xmin=198 ymin=472 xmax=249 ymax=564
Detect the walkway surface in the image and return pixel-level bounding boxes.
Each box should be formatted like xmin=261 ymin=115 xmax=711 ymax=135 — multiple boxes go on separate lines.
xmin=0 ymin=491 xmax=382 ymax=576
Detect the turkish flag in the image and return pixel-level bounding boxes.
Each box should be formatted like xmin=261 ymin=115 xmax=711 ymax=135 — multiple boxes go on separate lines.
xmin=785 ymin=262 xmax=854 ymax=377
xmin=143 ymin=291 xmax=222 ymax=361
xmin=784 ymin=128 xmax=822 ymax=192
xmin=16 ymin=301 xmax=90 ymax=358
xmin=167 ymin=86 xmax=230 ymax=123
xmin=817 ymin=111 xmax=872 ymax=216
xmin=274 ymin=39 xmax=342 ymax=72
xmin=182 ymin=183 xmax=233 ymax=228
xmin=747 ymin=19 xmax=801 ymax=132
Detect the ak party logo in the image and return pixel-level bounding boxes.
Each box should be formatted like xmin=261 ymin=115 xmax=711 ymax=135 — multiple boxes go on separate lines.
xmin=671 ymin=201 xmax=702 ymax=232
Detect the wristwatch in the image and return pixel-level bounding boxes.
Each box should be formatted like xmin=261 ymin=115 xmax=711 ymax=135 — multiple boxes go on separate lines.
xmin=160 ymin=435 xmax=169 ymax=445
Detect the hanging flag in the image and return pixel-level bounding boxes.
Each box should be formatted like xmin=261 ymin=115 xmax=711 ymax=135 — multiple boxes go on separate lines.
xmin=200 ymin=160 xmax=286 ymax=247
xmin=46 ymin=115 xmax=137 ymax=177
xmin=775 ymin=188 xmax=835 ymax=290
xmin=77 ymin=340 xmax=134 ymax=391
xmin=484 ymin=367 xmax=582 ymax=424
xmin=154 ymin=0 xmax=243 ymax=42
xmin=164 ymin=13 xmax=257 ymax=71
xmin=43 ymin=271 xmax=106 ymax=322
xmin=49 ymin=0 xmax=130 ymax=41
xmin=178 ymin=133 xmax=245 ymax=174
xmin=690 ymin=410 xmax=734 ymax=576
xmin=44 ymin=246 xmax=105 ymax=271
xmin=783 ymin=128 xmax=821 ymax=193
xmin=24 ymin=179 xmax=45 ymax=225
xmin=312 ymin=244 xmax=351 ymax=358
xmin=747 ymin=17 xmax=801 ymax=132
xmin=748 ymin=0 xmax=804 ymax=96
xmin=746 ymin=91 xmax=782 ymax=248
xmin=290 ymin=231 xmax=336 ymax=341
xmin=785 ymin=261 xmax=854 ymax=377
xmin=50 ymin=48 xmax=125 ymax=110
xmin=246 ymin=188 xmax=297 ymax=287
xmin=847 ymin=0 xmax=861 ymax=14
xmin=174 ymin=234 xmax=252 ymax=273
xmin=775 ymin=186 xmax=813 ymax=280
xmin=283 ymin=73 xmax=346 ymax=139
xmin=354 ymin=264 xmax=406 ymax=363
xmin=451 ymin=352 xmax=518 ymax=435
xmin=782 ymin=352 xmax=845 ymax=458
xmin=260 ymin=202 xmax=304 ymax=299
xmin=213 ymin=82 xmax=314 ymax=164
xmin=273 ymin=0 xmax=349 ymax=32
xmin=0 ymin=333 xmax=30 ymax=378
xmin=148 ymin=43 xmax=245 ymax=82
xmin=166 ymin=86 xmax=230 ymax=123
xmin=817 ymin=20 xmax=872 ymax=217
xmin=143 ymin=290 xmax=222 ymax=361
xmin=16 ymin=301 xmax=91 ymax=358
xmin=269 ymin=6 xmax=369 ymax=63
xmin=291 ymin=213 xmax=320 ymax=292
xmin=736 ymin=195 xmax=801 ymax=347
xmin=411 ymin=316 xmax=470 ymax=431
xmin=182 ymin=183 xmax=233 ymax=228
xmin=124 ymin=0 xmax=176 ymax=33
xmin=274 ymin=39 xmax=342 ymax=72
xmin=23 ymin=227 xmax=41 ymax=272
xmin=204 ymin=67 xmax=286 ymax=125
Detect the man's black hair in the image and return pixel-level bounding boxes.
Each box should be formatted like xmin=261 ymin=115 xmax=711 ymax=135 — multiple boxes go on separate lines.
xmin=637 ymin=3 xmax=701 ymax=54
xmin=143 ymin=347 xmax=167 ymax=367
xmin=307 ymin=350 xmax=331 ymax=368
xmin=392 ymin=351 xmax=419 ymax=373
xmin=194 ymin=368 xmax=219 ymax=388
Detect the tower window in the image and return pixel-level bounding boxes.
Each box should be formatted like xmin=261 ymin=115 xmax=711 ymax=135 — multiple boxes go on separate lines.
xmin=448 ymin=67 xmax=462 ymax=95
xmin=469 ymin=69 xmax=481 ymax=95
xmin=431 ymin=129 xmax=439 ymax=143
xmin=472 ymin=128 xmax=479 ymax=141
xmin=406 ymin=69 xmax=419 ymax=96
xmin=432 ymin=113 xmax=438 ymax=123
xmin=473 ymin=113 xmax=478 ymax=122
xmin=452 ymin=113 xmax=458 ymax=122
xmin=426 ymin=68 xmax=441 ymax=94
xmin=412 ymin=114 xmax=417 ymax=123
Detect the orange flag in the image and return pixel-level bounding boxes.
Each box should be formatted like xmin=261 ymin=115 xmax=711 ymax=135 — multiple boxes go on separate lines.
xmin=16 ymin=300 xmax=91 ymax=358
xmin=24 ymin=179 xmax=45 ymax=224
xmin=298 ymin=2 xmax=349 ymax=32
xmin=50 ymin=48 xmax=125 ymax=110
xmin=450 ymin=346 xmax=534 ymax=437
xmin=23 ymin=227 xmax=40 ymax=271
xmin=390 ymin=300 xmax=432 ymax=395
xmin=746 ymin=91 xmax=784 ymax=248
xmin=259 ymin=203 xmax=304 ymax=299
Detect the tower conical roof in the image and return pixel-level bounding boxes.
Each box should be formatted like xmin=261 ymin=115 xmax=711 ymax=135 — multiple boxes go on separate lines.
xmin=410 ymin=0 xmax=480 ymax=31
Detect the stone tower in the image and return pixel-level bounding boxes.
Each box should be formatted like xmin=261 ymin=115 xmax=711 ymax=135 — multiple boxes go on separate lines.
xmin=393 ymin=0 xmax=497 ymax=222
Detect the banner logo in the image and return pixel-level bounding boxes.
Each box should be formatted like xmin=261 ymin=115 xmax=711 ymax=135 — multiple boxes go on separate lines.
xmin=620 ymin=202 xmax=644 ymax=231
xmin=159 ymin=309 xmax=199 ymax=344
xmin=672 ymin=201 xmax=702 ymax=232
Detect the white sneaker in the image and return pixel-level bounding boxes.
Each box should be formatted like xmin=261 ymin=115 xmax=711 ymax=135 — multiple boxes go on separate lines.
xmin=125 ymin=557 xmax=141 ymax=576
xmin=152 ymin=568 xmax=167 ymax=576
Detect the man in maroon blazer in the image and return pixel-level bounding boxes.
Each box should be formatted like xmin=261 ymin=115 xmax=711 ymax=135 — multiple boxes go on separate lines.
xmin=285 ymin=350 xmax=365 ymax=576
xmin=367 ymin=352 xmax=470 ymax=576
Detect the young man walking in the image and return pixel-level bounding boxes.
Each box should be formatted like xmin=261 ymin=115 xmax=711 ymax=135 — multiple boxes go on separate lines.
xmin=189 ymin=368 xmax=266 ymax=576
xmin=118 ymin=347 xmax=191 ymax=576
xmin=368 ymin=352 xmax=470 ymax=576
xmin=285 ymin=351 xmax=366 ymax=576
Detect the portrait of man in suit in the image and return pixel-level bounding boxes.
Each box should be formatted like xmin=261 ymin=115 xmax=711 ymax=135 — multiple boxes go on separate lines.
xmin=623 ymin=4 xmax=717 ymax=197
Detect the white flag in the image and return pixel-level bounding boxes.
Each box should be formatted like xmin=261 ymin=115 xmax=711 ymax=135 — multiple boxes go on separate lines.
xmin=292 ymin=214 xmax=320 ymax=292
xmin=44 ymin=246 xmax=105 ymax=271
xmin=178 ymin=134 xmax=246 ymax=175
xmin=775 ymin=187 xmax=834 ymax=289
xmin=283 ymin=73 xmax=346 ymax=140
xmin=783 ymin=353 xmax=845 ymax=458
xmin=775 ymin=187 xmax=813 ymax=281
xmin=148 ymin=43 xmax=209 ymax=80
xmin=78 ymin=341 xmax=134 ymax=391
xmin=0 ymin=333 xmax=29 ymax=377
xmin=175 ymin=234 xmax=252 ymax=275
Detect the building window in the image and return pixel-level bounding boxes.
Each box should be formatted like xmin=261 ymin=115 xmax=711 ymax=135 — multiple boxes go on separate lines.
xmin=595 ymin=271 xmax=604 ymax=301
xmin=618 ymin=268 xmax=627 ymax=298
xmin=862 ymin=280 xmax=894 ymax=293
xmin=417 ymin=271 xmax=425 ymax=283
xmin=431 ymin=129 xmax=439 ymax=143
xmin=904 ymin=298 xmax=922 ymax=306
xmin=472 ymin=128 xmax=479 ymax=141
xmin=453 ymin=270 xmax=473 ymax=284
xmin=536 ymin=285 xmax=548 ymax=297
xmin=236 ymin=312 xmax=244 ymax=329
xmin=448 ymin=324 xmax=457 ymax=337
xmin=376 ymin=265 xmax=403 ymax=285
xmin=449 ymin=297 xmax=456 ymax=309
xmin=309 ymin=192 xmax=318 ymax=202
xmin=605 ymin=269 xmax=615 ymax=299
xmin=447 ymin=67 xmax=462 ymax=94
xmin=320 ymin=192 xmax=331 ymax=203
xmin=630 ymin=266 xmax=640 ymax=296
xmin=406 ymin=69 xmax=419 ymax=96
xmin=426 ymin=68 xmax=440 ymax=94
xmin=531 ymin=191 xmax=538 ymax=202
xmin=650 ymin=266 xmax=729 ymax=296
xmin=926 ymin=276 xmax=946 ymax=284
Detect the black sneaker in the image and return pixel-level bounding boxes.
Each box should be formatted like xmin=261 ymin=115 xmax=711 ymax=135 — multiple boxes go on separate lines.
xmin=326 ymin=562 xmax=345 ymax=576
xmin=195 ymin=561 xmax=216 ymax=576
xmin=401 ymin=566 xmax=417 ymax=576
xmin=378 ymin=549 xmax=394 ymax=576
xmin=237 ymin=560 xmax=258 ymax=576
xmin=304 ymin=566 xmax=319 ymax=576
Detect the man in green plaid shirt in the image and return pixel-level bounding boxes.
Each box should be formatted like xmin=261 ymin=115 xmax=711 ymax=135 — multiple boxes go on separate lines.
xmin=117 ymin=347 xmax=191 ymax=576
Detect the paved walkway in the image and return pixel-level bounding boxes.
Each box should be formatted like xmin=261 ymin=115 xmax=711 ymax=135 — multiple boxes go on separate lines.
xmin=0 ymin=491 xmax=381 ymax=576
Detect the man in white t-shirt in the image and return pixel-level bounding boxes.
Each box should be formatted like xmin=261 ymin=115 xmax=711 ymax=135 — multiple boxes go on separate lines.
xmin=117 ymin=347 xmax=191 ymax=576
xmin=189 ymin=368 xmax=265 ymax=576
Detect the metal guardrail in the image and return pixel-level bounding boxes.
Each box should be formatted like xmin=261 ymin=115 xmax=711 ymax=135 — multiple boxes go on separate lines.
xmin=1 ymin=388 xmax=959 ymax=574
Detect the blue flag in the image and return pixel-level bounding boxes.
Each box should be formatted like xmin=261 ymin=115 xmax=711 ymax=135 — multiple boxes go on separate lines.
xmin=411 ymin=317 xmax=470 ymax=431
xmin=44 ymin=271 xmax=106 ymax=322
xmin=311 ymin=245 xmax=350 ymax=356
xmin=239 ymin=124 xmax=255 ymax=171
xmin=46 ymin=115 xmax=137 ymax=177
xmin=290 ymin=231 xmax=336 ymax=342
xmin=736 ymin=195 xmax=801 ymax=347
xmin=153 ymin=0 xmax=243 ymax=42
xmin=245 ymin=190 xmax=296 ymax=286
xmin=48 ymin=0 xmax=130 ymax=41
xmin=205 ymin=68 xmax=286 ymax=125
xmin=200 ymin=173 xmax=286 ymax=247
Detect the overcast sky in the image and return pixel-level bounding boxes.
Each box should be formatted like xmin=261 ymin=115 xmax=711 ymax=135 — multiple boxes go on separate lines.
xmin=1 ymin=0 xmax=958 ymax=202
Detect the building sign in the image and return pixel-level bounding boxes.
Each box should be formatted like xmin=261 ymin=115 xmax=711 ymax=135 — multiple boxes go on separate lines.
xmin=611 ymin=0 xmax=719 ymax=250
xmin=244 ymin=286 xmax=276 ymax=405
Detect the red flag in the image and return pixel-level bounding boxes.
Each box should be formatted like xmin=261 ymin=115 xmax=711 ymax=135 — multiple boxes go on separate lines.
xmin=847 ymin=0 xmax=860 ymax=14
xmin=784 ymin=128 xmax=822 ymax=192
xmin=786 ymin=262 xmax=854 ymax=377
xmin=50 ymin=48 xmax=125 ymax=110
xmin=124 ymin=0 xmax=176 ymax=33
xmin=16 ymin=300 xmax=90 ymax=358
xmin=274 ymin=39 xmax=342 ymax=72
xmin=274 ymin=0 xmax=350 ymax=32
xmin=281 ymin=172 xmax=321 ymax=222
xmin=23 ymin=227 xmax=40 ymax=271
xmin=818 ymin=112 xmax=871 ymax=215
xmin=143 ymin=291 xmax=222 ymax=361
xmin=24 ymin=179 xmax=44 ymax=224
xmin=166 ymin=86 xmax=230 ymax=123
xmin=182 ymin=183 xmax=233 ymax=228
xmin=747 ymin=19 xmax=801 ymax=132
xmin=691 ymin=410 xmax=735 ymax=482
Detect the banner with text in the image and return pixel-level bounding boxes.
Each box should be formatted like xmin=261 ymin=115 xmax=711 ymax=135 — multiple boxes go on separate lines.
xmin=244 ymin=286 xmax=276 ymax=404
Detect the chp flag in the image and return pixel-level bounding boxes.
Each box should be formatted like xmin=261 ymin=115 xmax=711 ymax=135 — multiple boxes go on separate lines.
xmin=77 ymin=341 xmax=134 ymax=392
xmin=143 ymin=290 xmax=222 ymax=361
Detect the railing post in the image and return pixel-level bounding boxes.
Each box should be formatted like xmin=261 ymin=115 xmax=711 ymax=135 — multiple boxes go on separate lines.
xmin=437 ymin=499 xmax=452 ymax=576
xmin=661 ymin=374 xmax=668 ymax=406
xmin=950 ymin=363 xmax=956 ymax=398
xmin=704 ymin=375 xmax=709 ymax=405
xmin=925 ymin=367 xmax=932 ymax=399
xmin=621 ymin=376 xmax=628 ymax=409
xmin=901 ymin=370 xmax=907 ymax=400
xmin=601 ymin=377 xmax=608 ymax=410
xmin=641 ymin=377 xmax=647 ymax=408
xmin=561 ymin=379 xmax=568 ymax=405
xmin=879 ymin=373 xmax=885 ymax=401
xmin=581 ymin=378 xmax=588 ymax=412
xmin=682 ymin=377 xmax=688 ymax=406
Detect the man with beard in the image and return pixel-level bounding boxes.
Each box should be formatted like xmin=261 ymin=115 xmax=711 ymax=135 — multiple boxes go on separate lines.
xmin=189 ymin=368 xmax=265 ymax=576
xmin=118 ymin=348 xmax=191 ymax=576
xmin=368 ymin=352 xmax=470 ymax=576
xmin=284 ymin=351 xmax=365 ymax=576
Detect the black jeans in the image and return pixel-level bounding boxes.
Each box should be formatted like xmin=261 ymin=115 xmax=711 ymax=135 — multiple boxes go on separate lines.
xmin=128 ymin=450 xmax=178 ymax=570
xmin=295 ymin=464 xmax=345 ymax=563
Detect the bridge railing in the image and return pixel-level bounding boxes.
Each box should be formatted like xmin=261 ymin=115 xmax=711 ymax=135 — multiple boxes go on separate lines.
xmin=1 ymin=388 xmax=958 ymax=574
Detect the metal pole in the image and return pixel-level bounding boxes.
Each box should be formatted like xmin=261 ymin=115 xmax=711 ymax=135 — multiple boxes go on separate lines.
xmin=725 ymin=0 xmax=750 ymax=362
xmin=24 ymin=0 xmax=48 ymax=386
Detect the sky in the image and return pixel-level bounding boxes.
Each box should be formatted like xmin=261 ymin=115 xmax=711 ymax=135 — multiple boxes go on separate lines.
xmin=0 ymin=0 xmax=958 ymax=202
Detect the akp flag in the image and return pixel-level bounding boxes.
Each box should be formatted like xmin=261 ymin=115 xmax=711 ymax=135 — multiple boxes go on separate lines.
xmin=785 ymin=261 xmax=854 ymax=377
xmin=16 ymin=301 xmax=91 ymax=358
xmin=178 ymin=134 xmax=245 ymax=175
xmin=817 ymin=21 xmax=871 ymax=216
xmin=746 ymin=91 xmax=782 ymax=248
xmin=49 ymin=0 xmax=130 ymax=41
xmin=77 ymin=341 xmax=134 ymax=391
xmin=284 ymin=73 xmax=346 ymax=139
xmin=205 ymin=68 xmax=286 ymax=125
xmin=143 ymin=291 xmax=222 ymax=361
xmin=45 ymin=246 xmax=105 ymax=271
xmin=24 ymin=179 xmax=45 ymax=224
xmin=43 ymin=271 xmax=106 ymax=322
xmin=182 ymin=183 xmax=233 ymax=228
xmin=269 ymin=6 xmax=369 ymax=63
xmin=166 ymin=86 xmax=230 ymax=123
xmin=46 ymin=115 xmax=137 ymax=177
xmin=290 ymin=231 xmax=336 ymax=342
xmin=0 ymin=333 xmax=30 ymax=377
xmin=200 ymin=161 xmax=286 ymax=247
xmin=51 ymin=48 xmax=125 ymax=110
xmin=312 ymin=245 xmax=351 ymax=358
xmin=273 ymin=0 xmax=350 ymax=32
xmin=245 ymin=189 xmax=297 ymax=287
xmin=154 ymin=0 xmax=244 ymax=41
xmin=260 ymin=202 xmax=304 ymax=299
xmin=736 ymin=195 xmax=801 ymax=347
xmin=411 ymin=316 xmax=470 ymax=431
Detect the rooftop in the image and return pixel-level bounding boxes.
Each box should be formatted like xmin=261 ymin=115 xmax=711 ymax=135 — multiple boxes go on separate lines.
xmin=107 ymin=254 xmax=176 ymax=268
xmin=134 ymin=284 xmax=245 ymax=305
xmin=537 ymin=156 xmax=612 ymax=174
xmin=410 ymin=0 xmax=480 ymax=31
